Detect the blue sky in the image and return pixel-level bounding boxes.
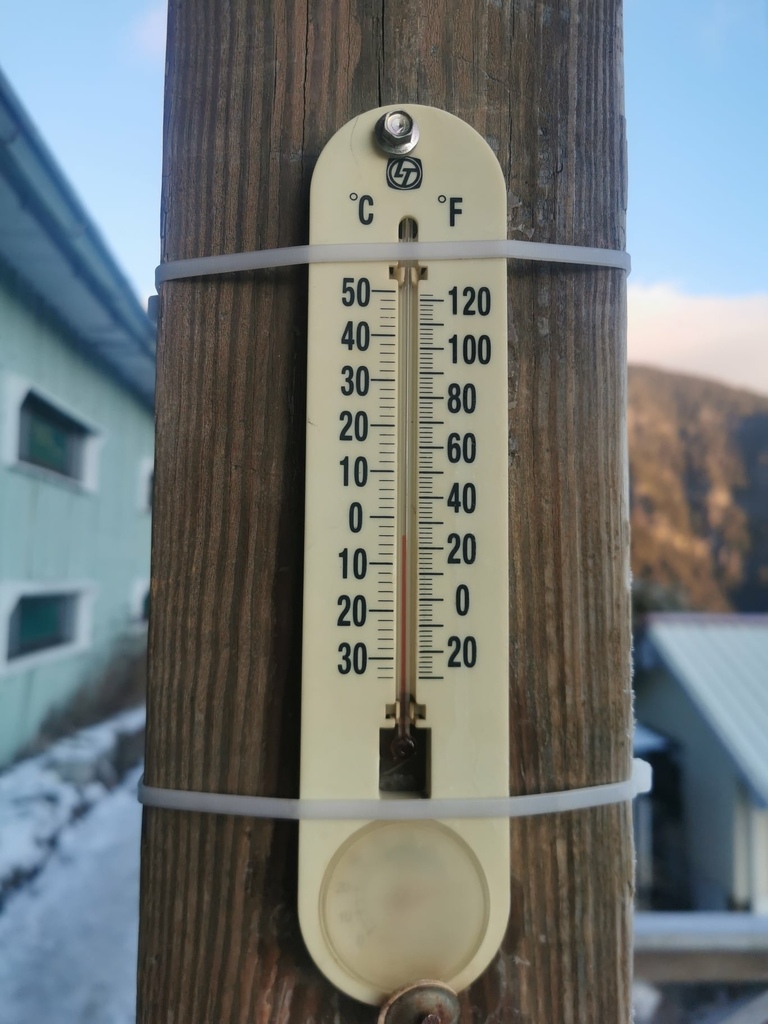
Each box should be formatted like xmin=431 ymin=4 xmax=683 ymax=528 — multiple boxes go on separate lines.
xmin=0 ymin=0 xmax=766 ymax=392
xmin=625 ymin=0 xmax=768 ymax=294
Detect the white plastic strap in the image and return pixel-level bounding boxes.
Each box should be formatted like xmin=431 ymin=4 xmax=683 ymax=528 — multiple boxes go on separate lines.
xmin=155 ymin=239 xmax=630 ymax=286
xmin=138 ymin=758 xmax=651 ymax=821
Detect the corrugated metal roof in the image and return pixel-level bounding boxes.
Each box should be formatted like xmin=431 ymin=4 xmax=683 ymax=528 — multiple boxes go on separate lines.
xmin=0 ymin=68 xmax=155 ymax=408
xmin=644 ymin=614 xmax=768 ymax=806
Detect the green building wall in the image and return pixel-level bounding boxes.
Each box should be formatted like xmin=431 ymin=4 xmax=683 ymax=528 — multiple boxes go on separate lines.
xmin=0 ymin=279 xmax=154 ymax=767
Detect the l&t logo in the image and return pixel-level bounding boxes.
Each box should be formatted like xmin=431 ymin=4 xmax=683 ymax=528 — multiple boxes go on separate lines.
xmin=386 ymin=157 xmax=423 ymax=190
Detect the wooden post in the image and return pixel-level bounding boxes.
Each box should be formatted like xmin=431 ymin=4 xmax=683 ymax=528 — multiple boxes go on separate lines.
xmin=137 ymin=1 xmax=632 ymax=1021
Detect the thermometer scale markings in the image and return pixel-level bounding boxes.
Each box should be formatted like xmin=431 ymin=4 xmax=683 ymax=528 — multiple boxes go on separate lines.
xmin=418 ymin=290 xmax=445 ymax=682
xmin=372 ymin=287 xmax=397 ymax=682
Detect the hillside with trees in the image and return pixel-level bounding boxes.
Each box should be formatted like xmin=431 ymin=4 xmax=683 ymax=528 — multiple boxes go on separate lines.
xmin=628 ymin=365 xmax=768 ymax=613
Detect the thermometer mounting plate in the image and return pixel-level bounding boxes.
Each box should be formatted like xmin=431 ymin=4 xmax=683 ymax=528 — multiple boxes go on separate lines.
xmin=298 ymin=104 xmax=510 ymax=1005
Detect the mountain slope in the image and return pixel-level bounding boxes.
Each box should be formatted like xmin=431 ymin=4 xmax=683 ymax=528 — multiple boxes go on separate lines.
xmin=628 ymin=365 xmax=768 ymax=612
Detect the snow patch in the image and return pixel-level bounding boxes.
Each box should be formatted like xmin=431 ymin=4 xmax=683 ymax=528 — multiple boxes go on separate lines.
xmin=0 ymin=766 xmax=143 ymax=1024
xmin=0 ymin=707 xmax=145 ymax=900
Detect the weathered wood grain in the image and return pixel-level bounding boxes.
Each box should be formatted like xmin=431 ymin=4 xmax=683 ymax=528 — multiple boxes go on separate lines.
xmin=137 ymin=1 xmax=632 ymax=1021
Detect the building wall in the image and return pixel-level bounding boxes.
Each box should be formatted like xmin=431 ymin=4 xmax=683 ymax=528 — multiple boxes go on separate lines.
xmin=635 ymin=666 xmax=742 ymax=909
xmin=733 ymin=784 xmax=752 ymax=907
xmin=0 ymin=280 xmax=153 ymax=767
xmin=751 ymin=809 xmax=768 ymax=913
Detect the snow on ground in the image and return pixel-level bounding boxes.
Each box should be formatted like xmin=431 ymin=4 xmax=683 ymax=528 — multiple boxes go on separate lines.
xmin=0 ymin=707 xmax=144 ymax=895
xmin=0 ymin=765 xmax=142 ymax=1024
xmin=0 ymin=709 xmax=145 ymax=1024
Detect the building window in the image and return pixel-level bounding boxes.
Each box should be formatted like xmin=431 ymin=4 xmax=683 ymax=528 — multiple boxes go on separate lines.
xmin=18 ymin=393 xmax=88 ymax=479
xmin=2 ymin=374 xmax=102 ymax=491
xmin=0 ymin=581 xmax=96 ymax=676
xmin=7 ymin=593 xmax=77 ymax=659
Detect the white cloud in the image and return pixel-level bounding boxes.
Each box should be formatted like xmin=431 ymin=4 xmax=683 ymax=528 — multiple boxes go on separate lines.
xmin=627 ymin=283 xmax=768 ymax=397
xmin=131 ymin=2 xmax=167 ymax=60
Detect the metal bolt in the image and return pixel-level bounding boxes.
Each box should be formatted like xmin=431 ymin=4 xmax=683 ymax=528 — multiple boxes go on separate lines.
xmin=377 ymin=980 xmax=460 ymax=1024
xmin=374 ymin=109 xmax=420 ymax=155
xmin=385 ymin=111 xmax=412 ymax=138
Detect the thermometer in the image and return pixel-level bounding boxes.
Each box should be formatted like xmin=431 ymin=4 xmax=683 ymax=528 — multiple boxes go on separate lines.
xmin=299 ymin=105 xmax=510 ymax=1005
